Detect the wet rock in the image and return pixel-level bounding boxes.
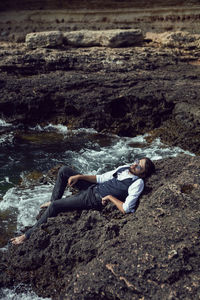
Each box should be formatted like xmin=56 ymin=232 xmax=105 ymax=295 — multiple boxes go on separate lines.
xmin=150 ymin=119 xmax=200 ymax=155
xmin=14 ymin=131 xmax=65 ymax=145
xmin=0 ymin=154 xmax=199 ymax=299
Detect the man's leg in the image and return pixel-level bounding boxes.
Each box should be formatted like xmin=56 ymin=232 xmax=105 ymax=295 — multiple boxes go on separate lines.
xmin=25 ymin=186 xmax=101 ymax=240
xmin=12 ymin=192 xmax=88 ymax=244
xmin=41 ymin=166 xmax=94 ymax=208
xmin=50 ymin=166 xmax=93 ymax=202
xmin=11 ymin=170 xmax=100 ymax=245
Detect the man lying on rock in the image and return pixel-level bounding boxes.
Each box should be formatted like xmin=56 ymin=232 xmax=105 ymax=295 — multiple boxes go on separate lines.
xmin=11 ymin=157 xmax=155 ymax=245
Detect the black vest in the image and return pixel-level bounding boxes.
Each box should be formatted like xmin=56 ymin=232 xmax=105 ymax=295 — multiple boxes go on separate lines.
xmin=96 ymin=167 xmax=138 ymax=201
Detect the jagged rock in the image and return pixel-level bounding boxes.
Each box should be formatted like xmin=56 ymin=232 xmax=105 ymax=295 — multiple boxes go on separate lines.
xmin=63 ymin=30 xmax=102 ymax=47
xmin=148 ymin=31 xmax=200 ymax=49
xmin=25 ymin=29 xmax=143 ymax=49
xmin=63 ymin=29 xmax=144 ymax=47
xmin=0 ymin=36 xmax=200 ymax=154
xmin=174 ymin=102 xmax=200 ymax=129
xmin=26 ymin=31 xmax=63 ymax=49
xmin=161 ymin=31 xmax=200 ymax=49
xmin=99 ymin=29 xmax=143 ymax=47
xmin=0 ymin=154 xmax=199 ymax=299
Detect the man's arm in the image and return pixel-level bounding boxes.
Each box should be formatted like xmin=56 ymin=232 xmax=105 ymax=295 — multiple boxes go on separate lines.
xmin=102 ymin=178 xmax=144 ymax=214
xmin=69 ymin=165 xmax=127 ymax=187
xmin=102 ymin=195 xmax=125 ymax=214
xmin=68 ymin=174 xmax=97 ymax=187
xmin=123 ymin=179 xmax=144 ymax=213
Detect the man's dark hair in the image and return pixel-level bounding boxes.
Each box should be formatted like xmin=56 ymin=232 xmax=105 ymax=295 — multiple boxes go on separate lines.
xmin=143 ymin=157 xmax=155 ymax=178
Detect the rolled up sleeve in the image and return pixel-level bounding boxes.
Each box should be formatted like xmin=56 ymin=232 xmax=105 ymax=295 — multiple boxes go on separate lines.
xmin=123 ymin=178 xmax=144 ymax=213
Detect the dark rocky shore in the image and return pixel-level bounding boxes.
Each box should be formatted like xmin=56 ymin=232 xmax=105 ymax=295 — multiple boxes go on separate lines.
xmin=0 ymin=29 xmax=200 ymax=154
xmin=0 ymin=155 xmax=199 ymax=299
xmin=0 ymin=0 xmax=200 ymax=299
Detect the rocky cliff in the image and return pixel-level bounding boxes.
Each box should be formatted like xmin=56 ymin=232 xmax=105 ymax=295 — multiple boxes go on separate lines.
xmin=0 ymin=154 xmax=199 ymax=299
xmin=0 ymin=29 xmax=200 ymax=154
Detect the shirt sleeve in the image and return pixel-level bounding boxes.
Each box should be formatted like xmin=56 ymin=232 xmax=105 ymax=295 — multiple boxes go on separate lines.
xmin=123 ymin=178 xmax=144 ymax=213
xmin=96 ymin=165 xmax=129 ymax=184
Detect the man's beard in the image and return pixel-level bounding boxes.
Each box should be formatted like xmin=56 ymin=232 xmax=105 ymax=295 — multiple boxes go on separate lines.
xmin=129 ymin=167 xmax=135 ymax=174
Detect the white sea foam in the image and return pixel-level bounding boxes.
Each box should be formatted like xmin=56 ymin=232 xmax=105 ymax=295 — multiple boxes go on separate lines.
xmin=64 ymin=134 xmax=195 ymax=174
xmin=4 ymin=177 xmax=12 ymax=184
xmin=143 ymin=137 xmax=195 ymax=160
xmin=30 ymin=123 xmax=69 ymax=135
xmin=0 ymin=286 xmax=50 ymax=300
xmin=29 ymin=124 xmax=44 ymax=131
xmin=0 ymin=119 xmax=12 ymax=127
xmin=29 ymin=123 xmax=97 ymax=136
xmin=1 ymin=185 xmax=51 ymax=229
xmin=0 ymin=133 xmax=14 ymax=145
xmin=43 ymin=124 xmax=69 ymax=134
xmin=0 ymin=182 xmax=72 ymax=230
xmin=72 ymin=127 xmax=98 ymax=134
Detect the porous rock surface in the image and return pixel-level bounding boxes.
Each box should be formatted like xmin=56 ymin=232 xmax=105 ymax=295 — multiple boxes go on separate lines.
xmin=26 ymin=29 xmax=144 ymax=49
xmin=0 ymin=154 xmax=199 ymax=299
xmin=25 ymin=31 xmax=64 ymax=49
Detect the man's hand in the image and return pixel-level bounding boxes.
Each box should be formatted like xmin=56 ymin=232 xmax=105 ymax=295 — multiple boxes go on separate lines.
xmin=68 ymin=175 xmax=80 ymax=187
xmin=102 ymin=195 xmax=111 ymax=206
xmin=68 ymin=174 xmax=97 ymax=187
xmin=102 ymin=195 xmax=125 ymax=214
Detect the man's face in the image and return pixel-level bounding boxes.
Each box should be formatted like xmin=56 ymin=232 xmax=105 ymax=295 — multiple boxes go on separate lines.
xmin=129 ymin=158 xmax=146 ymax=177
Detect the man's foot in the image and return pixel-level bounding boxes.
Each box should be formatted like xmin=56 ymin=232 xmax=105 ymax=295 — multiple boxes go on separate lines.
xmin=40 ymin=201 xmax=51 ymax=208
xmin=10 ymin=234 xmax=26 ymax=245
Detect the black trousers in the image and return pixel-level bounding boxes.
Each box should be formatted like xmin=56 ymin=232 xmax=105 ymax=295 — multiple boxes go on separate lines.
xmin=25 ymin=166 xmax=103 ymax=239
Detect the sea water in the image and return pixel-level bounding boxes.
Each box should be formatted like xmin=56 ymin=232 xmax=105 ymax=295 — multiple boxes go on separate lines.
xmin=0 ymin=285 xmax=50 ymax=300
xmin=0 ymin=119 xmax=194 ymax=299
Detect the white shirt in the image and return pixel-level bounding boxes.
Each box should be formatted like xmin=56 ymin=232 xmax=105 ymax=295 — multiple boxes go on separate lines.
xmin=96 ymin=165 xmax=144 ymax=213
